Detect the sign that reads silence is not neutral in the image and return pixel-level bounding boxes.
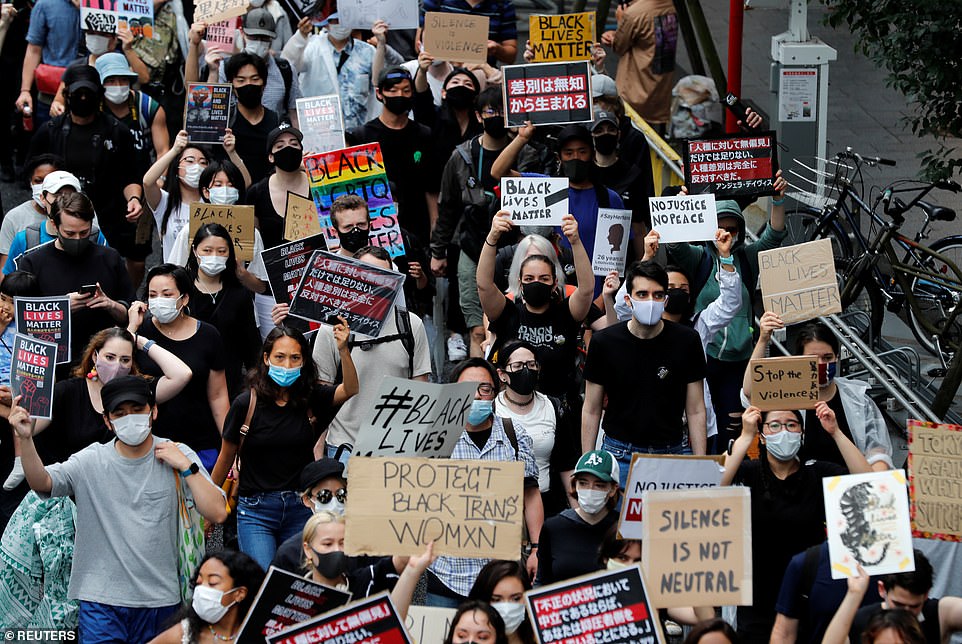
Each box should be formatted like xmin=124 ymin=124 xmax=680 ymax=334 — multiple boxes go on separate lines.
xmin=500 ymin=177 xmax=568 ymax=225
xmin=759 ymin=238 xmax=841 ymax=324
xmin=188 ymin=202 xmax=254 ymax=261
xmin=908 ymin=420 xmax=962 ymax=541
xmin=748 ymin=355 xmax=819 ymax=411
xmin=422 ymin=11 xmax=490 ymax=64
xmin=648 ymin=194 xmax=718 ymax=243
xmin=345 ymin=456 xmax=524 ymax=559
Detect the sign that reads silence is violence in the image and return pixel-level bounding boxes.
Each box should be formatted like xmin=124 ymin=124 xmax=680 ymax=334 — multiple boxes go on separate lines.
xmin=618 ymin=454 xmax=723 ymax=541
xmin=908 ymin=419 xmax=962 ymax=541
xmin=642 ymin=487 xmax=752 ymax=608
xmin=345 ymin=456 xmax=524 ymax=559
xmin=266 ymin=592 xmax=411 ymax=644
xmin=684 ymin=132 xmax=778 ymax=198
xmin=503 ymin=61 xmax=593 ymax=127
xmin=759 ymin=238 xmax=841 ymax=324
xmin=591 ymin=208 xmax=632 ymax=277
xmin=500 ymin=177 xmax=569 ymax=225
xmin=296 ymin=95 xmax=346 ymax=156
xmin=647 ymin=194 xmax=717 ymax=243
xmin=527 ymin=12 xmax=595 ymax=62
xmin=184 ymin=83 xmax=232 ymax=145
xmin=235 ymin=566 xmax=353 ymax=644
xmin=12 ymin=334 xmax=57 ymax=420
xmin=748 ymin=355 xmax=819 ymax=411
xmin=422 ymin=12 xmax=489 ymax=64
xmin=525 ymin=566 xmax=665 ymax=644
xmin=188 ymin=202 xmax=255 ymax=261
xmin=353 ymin=377 xmax=479 ymax=458
xmin=15 ymin=296 xmax=71 ymax=365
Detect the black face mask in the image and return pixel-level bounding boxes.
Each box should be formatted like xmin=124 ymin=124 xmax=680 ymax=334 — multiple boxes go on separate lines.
xmin=664 ymin=288 xmax=692 ymax=316
xmin=594 ymin=133 xmax=618 ymax=156
xmin=563 ymin=158 xmax=592 ymax=183
xmin=522 ymin=281 xmax=553 ymax=308
xmin=382 ymin=95 xmax=413 ymax=115
xmin=506 ymin=367 xmax=538 ymax=396
xmin=235 ymin=83 xmax=264 ymax=109
xmin=59 ymin=234 xmax=91 ymax=258
xmin=445 ymin=85 xmax=476 ymax=111
xmin=337 ymin=226 xmax=369 ymax=253
xmin=482 ymin=116 xmax=507 ymax=139
xmin=272 ymin=145 xmax=303 ymax=172
xmin=311 ymin=549 xmax=348 ymax=578
xmin=67 ymin=90 xmax=98 ymax=118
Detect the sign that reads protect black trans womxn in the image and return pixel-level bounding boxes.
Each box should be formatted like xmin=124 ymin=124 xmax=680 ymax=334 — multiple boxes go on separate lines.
xmin=684 ymin=131 xmax=778 ymax=198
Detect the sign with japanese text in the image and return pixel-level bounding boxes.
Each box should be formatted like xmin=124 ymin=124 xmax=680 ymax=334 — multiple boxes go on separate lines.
xmin=908 ymin=420 xmax=962 ymax=541
xmin=11 ymin=334 xmax=56 ymax=420
xmin=188 ymin=203 xmax=255 ymax=261
xmin=647 ymin=194 xmax=717 ymax=243
xmin=194 ymin=0 xmax=249 ymax=25
xmin=422 ymin=12 xmax=489 ymax=64
xmin=266 ymin=593 xmax=411 ymax=644
xmin=528 ymin=13 xmax=595 ymax=62
xmin=759 ymin=238 xmax=841 ymax=325
xmin=284 ymin=192 xmax=323 ymax=242
xmin=184 ymin=83 xmax=232 ymax=145
xmin=748 ymin=355 xmax=819 ymax=411
xmin=503 ymin=62 xmax=593 ymax=127
xmin=15 ymin=297 xmax=71 ymax=365
xmin=684 ymin=132 xmax=778 ymax=198
xmin=297 ymin=95 xmax=346 ymax=155
xmin=262 ymin=234 xmax=329 ymax=306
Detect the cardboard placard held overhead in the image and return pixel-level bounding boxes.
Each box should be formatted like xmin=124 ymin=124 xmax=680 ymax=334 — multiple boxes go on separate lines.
xmin=503 ymin=61 xmax=593 ymax=127
xmin=500 ymin=177 xmax=569 ymax=225
xmin=203 ymin=17 xmax=239 ymax=55
xmin=335 ymin=0 xmax=419 ymax=30
xmin=422 ymin=11 xmax=489 ymax=64
xmin=823 ymin=470 xmax=915 ymax=579
xmin=284 ymin=192 xmax=323 ymax=241
xmin=11 ymin=334 xmax=57 ymax=420
xmin=345 ymin=457 xmax=524 ymax=559
xmin=592 ymin=208 xmax=633 ymax=276
xmin=194 ymin=0 xmax=248 ymax=25
xmin=748 ymin=355 xmax=819 ymax=411
xmin=267 ymin=593 xmax=412 ymax=644
xmin=81 ymin=0 xmax=118 ymax=33
xmin=188 ymin=202 xmax=255 ymax=261
xmin=684 ymin=132 xmax=778 ymax=198
xmin=116 ymin=0 xmax=154 ymax=38
xmin=296 ymin=95 xmax=346 ymax=155
xmin=642 ymin=487 xmax=752 ymax=608
xmin=184 ymin=83 xmax=232 ymax=145
xmin=908 ymin=419 xmax=962 ymax=541
xmin=15 ymin=297 xmax=71 ymax=365
xmin=528 ymin=12 xmax=595 ymax=62
xmin=759 ymin=238 xmax=841 ymax=324
xmin=648 ymin=194 xmax=718 ymax=243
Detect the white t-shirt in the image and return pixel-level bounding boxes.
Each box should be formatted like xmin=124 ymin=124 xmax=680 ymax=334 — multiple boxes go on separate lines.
xmin=495 ymin=392 xmax=557 ymax=491
xmin=152 ymin=190 xmax=191 ymax=263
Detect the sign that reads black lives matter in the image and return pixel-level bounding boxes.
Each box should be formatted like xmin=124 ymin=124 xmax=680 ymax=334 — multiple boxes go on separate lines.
xmin=502 ymin=62 xmax=592 ymax=127
xmin=15 ymin=297 xmax=71 ymax=364
xmin=684 ymin=131 xmax=778 ymax=198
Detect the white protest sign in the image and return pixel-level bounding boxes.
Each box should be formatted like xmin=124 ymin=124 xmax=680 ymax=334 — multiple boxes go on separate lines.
xmin=592 ymin=208 xmax=632 ymax=276
xmin=618 ymin=454 xmax=724 ymax=540
xmin=406 ymin=606 xmax=455 ymax=644
xmin=500 ymin=177 xmax=569 ymax=225
xmin=352 ymin=377 xmax=477 ymax=458
xmin=336 ymin=0 xmax=419 ymax=30
xmin=648 ymin=194 xmax=718 ymax=243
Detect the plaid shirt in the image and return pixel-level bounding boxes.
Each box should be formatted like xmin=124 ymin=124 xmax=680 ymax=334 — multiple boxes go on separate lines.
xmin=429 ymin=416 xmax=538 ymax=597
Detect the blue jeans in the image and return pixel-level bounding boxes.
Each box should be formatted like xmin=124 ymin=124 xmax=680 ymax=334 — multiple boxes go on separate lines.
xmin=78 ymin=600 xmax=179 ymax=644
xmin=324 ymin=443 xmax=352 ymax=465
xmin=237 ymin=491 xmax=312 ymax=570
xmin=424 ymin=591 xmax=465 ymax=609
xmin=601 ymin=434 xmax=691 ymax=493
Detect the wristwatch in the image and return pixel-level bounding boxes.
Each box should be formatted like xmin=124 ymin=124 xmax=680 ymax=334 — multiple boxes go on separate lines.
xmin=181 ymin=462 xmax=200 ymax=478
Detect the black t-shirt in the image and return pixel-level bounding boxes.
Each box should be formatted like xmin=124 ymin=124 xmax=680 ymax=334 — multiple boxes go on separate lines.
xmin=223 ymin=385 xmax=337 ymax=495
xmin=245 ymin=177 xmax=289 ymax=251
xmin=801 ymin=393 xmax=852 ymax=469
xmin=536 ymin=509 xmax=618 ymax=586
xmin=190 ymin=283 xmax=260 ymax=397
xmin=594 ymin=158 xmax=654 ymax=228
xmin=231 ymin=108 xmax=280 ymax=184
xmin=137 ymin=318 xmax=228 ymax=451
xmin=851 ymin=599 xmax=940 ymax=644
xmin=583 ymin=321 xmax=706 ymax=445
xmin=33 ymin=377 xmax=112 ymax=464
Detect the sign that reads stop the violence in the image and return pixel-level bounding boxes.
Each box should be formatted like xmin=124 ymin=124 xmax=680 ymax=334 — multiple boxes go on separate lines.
xmin=502 ymin=61 xmax=593 ymax=127
xmin=684 ymin=131 xmax=778 ymax=198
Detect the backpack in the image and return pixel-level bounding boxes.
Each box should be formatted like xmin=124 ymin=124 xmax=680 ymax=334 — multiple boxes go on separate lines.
xmin=334 ymin=307 xmax=416 ymax=382
xmin=24 ymin=222 xmax=101 ymax=251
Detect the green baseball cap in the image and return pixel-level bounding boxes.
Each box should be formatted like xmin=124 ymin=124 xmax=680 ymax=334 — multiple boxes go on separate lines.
xmin=573 ymin=450 xmax=619 ymax=484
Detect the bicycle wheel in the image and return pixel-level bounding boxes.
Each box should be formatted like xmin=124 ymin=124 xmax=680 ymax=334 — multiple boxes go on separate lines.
xmin=836 ymin=255 xmax=884 ymax=342
xmin=782 ymin=203 xmax=852 ymax=261
xmin=905 ymin=236 xmax=962 ymax=357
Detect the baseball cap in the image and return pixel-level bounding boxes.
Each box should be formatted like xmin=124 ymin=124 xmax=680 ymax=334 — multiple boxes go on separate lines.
xmin=243 ymin=8 xmax=277 ymax=38
xmin=63 ymin=64 xmax=102 ymax=94
xmin=591 ymin=74 xmax=617 ymax=98
xmin=299 ymin=458 xmax=346 ymax=492
xmin=378 ymin=66 xmax=413 ymax=90
xmin=573 ymin=450 xmax=620 ymax=484
xmin=101 ymin=376 xmax=155 ymax=414
xmin=94 ymin=52 xmax=138 ymax=83
xmin=555 ymin=124 xmax=593 ymax=150
xmin=41 ymin=170 xmax=82 ymax=195
xmin=591 ymin=110 xmax=619 ymax=132
xmin=265 ymin=123 xmax=304 ymax=154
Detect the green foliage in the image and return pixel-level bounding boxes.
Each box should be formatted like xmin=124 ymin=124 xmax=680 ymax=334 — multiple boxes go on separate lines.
xmin=821 ymin=0 xmax=962 ymax=178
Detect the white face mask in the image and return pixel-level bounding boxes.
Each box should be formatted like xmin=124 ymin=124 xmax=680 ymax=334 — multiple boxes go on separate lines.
xmin=198 ymin=255 xmax=229 ymax=276
xmin=577 ymin=488 xmax=609 ymax=515
xmin=181 ymin=163 xmax=203 ymax=189
xmin=312 ymin=498 xmax=345 ymax=516
xmin=764 ymin=430 xmax=803 ymax=461
xmin=111 ymin=413 xmax=152 ymax=446
xmin=244 ymin=40 xmax=270 ymax=58
xmin=327 ymin=23 xmax=352 ymax=40
xmin=606 ymin=558 xmax=630 ymax=571
xmin=492 ymin=601 xmax=526 ymax=635
xmin=208 ymin=186 xmax=239 ymax=205
xmin=85 ymin=33 xmax=111 ymax=56
xmin=191 ymin=584 xmax=238 ymax=624
xmin=103 ymin=84 xmax=129 ymax=105
xmin=149 ymin=296 xmax=182 ymax=324
xmin=31 ymin=184 xmax=45 ymax=207
xmin=628 ymin=298 xmax=665 ymax=326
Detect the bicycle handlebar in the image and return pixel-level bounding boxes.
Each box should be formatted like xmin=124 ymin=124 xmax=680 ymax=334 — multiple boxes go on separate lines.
xmin=838 ymin=148 xmax=897 ymax=167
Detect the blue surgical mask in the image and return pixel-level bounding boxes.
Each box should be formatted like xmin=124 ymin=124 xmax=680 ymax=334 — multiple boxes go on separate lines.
xmin=268 ymin=363 xmax=301 ymax=387
xmin=467 ymin=400 xmax=493 ymax=426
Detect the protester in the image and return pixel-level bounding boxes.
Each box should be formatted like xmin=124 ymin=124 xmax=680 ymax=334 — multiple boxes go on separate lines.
xmin=245 ymin=124 xmax=310 ymax=250
xmin=444 ymin=601 xmax=509 ymax=644
xmin=413 ymin=60 xmax=482 ymax=172
xmin=821 ymin=565 xmax=928 ymax=644
xmin=682 ymin=619 xmax=740 ymax=644
xmin=94 ymin=52 xmax=169 ymax=161
xmin=224 ymin=53 xmax=281 ymax=184
xmin=0 ymin=154 xmax=61 ymax=266
xmin=468 ymin=560 xmax=534 ymax=644
xmin=16 ymin=0 xmax=80 ymax=131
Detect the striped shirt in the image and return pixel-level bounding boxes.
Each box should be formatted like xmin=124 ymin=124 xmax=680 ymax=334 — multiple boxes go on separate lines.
xmin=420 ymin=0 xmax=518 ymax=45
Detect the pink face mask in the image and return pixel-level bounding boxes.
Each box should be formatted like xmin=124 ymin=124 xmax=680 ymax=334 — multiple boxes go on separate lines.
xmin=95 ymin=355 xmax=131 ymax=384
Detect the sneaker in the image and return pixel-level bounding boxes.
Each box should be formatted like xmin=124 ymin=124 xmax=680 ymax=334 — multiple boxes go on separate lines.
xmin=3 ymin=456 xmax=24 ymax=490
xmin=447 ymin=334 xmax=468 ymax=361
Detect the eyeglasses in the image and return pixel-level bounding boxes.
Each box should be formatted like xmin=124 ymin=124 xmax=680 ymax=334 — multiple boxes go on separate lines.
xmin=764 ymin=421 xmax=802 ymax=433
xmin=505 ymin=360 xmax=539 ymax=373
xmin=476 ymin=383 xmax=496 ymax=396
xmin=180 ymin=156 xmax=208 ymax=166
xmin=313 ymin=488 xmax=347 ymax=504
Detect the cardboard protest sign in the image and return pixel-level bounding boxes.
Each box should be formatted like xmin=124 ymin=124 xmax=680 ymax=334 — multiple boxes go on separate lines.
xmin=759 ymin=238 xmax=841 ymax=324
xmin=184 ymin=83 xmax=232 ymax=145
xmin=204 ymin=17 xmax=240 ymax=55
xmin=406 ymin=606 xmax=456 ymax=644
xmin=296 ymin=95 xmax=346 ymax=155
xmin=335 ymin=0 xmax=419 ymax=30
xmin=823 ymin=470 xmax=915 ymax=579
xmin=81 ymin=0 xmax=118 ymax=33
xmin=194 ymin=0 xmax=249 ymax=25
xmin=284 ymin=192 xmax=323 ymax=241
xmin=642 ymin=487 xmax=752 ymax=608
xmin=748 ymin=355 xmax=819 ymax=411
xmin=11 ymin=334 xmax=56 ymax=420
xmin=528 ymin=12 xmax=595 ymax=62
xmin=117 ymin=0 xmax=154 ymax=38
xmin=500 ymin=177 xmax=568 ymax=225
xmin=618 ymin=455 xmax=723 ymax=540
xmin=908 ymin=420 xmax=962 ymax=541
xmin=345 ymin=456 xmax=524 ymax=558
xmin=503 ymin=61 xmax=593 ymax=127
xmin=304 ymin=143 xmax=405 ymax=258
xmin=592 ymin=208 xmax=632 ymax=276
xmin=353 ymin=377 xmax=477 ymax=458
xmin=15 ymin=297 xmax=71 ymax=365
xmin=262 ymin=234 xmax=329 ymax=304
xmin=288 ymin=251 xmax=405 ymax=338
xmin=684 ymin=132 xmax=778 ymax=198
xmin=236 ymin=566 xmax=353 ymax=643
xmin=526 ymin=566 xmax=665 ymax=644
xmin=188 ymin=202 xmax=255 ymax=261
xmin=648 ymin=194 xmax=718 ymax=243
xmin=267 ymin=592 xmax=411 ymax=644
xmin=422 ymin=12 xmax=489 ymax=64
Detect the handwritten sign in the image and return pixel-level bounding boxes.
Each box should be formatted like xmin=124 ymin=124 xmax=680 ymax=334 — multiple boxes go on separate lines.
xmin=184 ymin=83 xmax=232 ymax=145
xmin=642 ymin=487 xmax=752 ymax=608
xmin=908 ymin=420 xmax=962 ymax=541
xmin=422 ymin=12 xmax=489 ymax=64
xmin=500 ymin=177 xmax=568 ymax=225
xmin=297 ymin=95 xmax=346 ymax=156
xmin=759 ymin=238 xmax=841 ymax=324
xmin=267 ymin=593 xmax=412 ymax=644
xmin=236 ymin=566 xmax=353 ymax=644
xmin=684 ymin=132 xmax=778 ymax=198
xmin=15 ymin=297 xmax=71 ymax=365
xmin=748 ymin=355 xmax=819 ymax=411
xmin=284 ymin=192 xmax=322 ymax=242
xmin=618 ymin=454 xmax=723 ymax=540
xmin=194 ymin=0 xmax=248 ymax=25
xmin=117 ymin=0 xmax=153 ymax=37
xmin=503 ymin=61 xmax=593 ymax=127
xmin=647 ymin=194 xmax=717 ymax=243
xmin=528 ymin=13 xmax=594 ymax=62
xmin=204 ymin=17 xmax=239 ymax=55
xmin=592 ymin=207 xmax=632 ymax=276
xmin=81 ymin=0 xmax=117 ymax=33
xmin=188 ymin=203 xmax=254 ymax=262
xmin=345 ymin=456 xmax=524 ymax=559
xmin=353 ymin=377 xmax=477 ymax=458
xmin=823 ymin=470 xmax=915 ymax=579
xmin=11 ymin=334 xmax=56 ymax=420
xmin=336 ymin=0 xmax=419 ymax=30
xmin=406 ymin=606 xmax=455 ymax=644
xmin=526 ymin=566 xmax=665 ymax=644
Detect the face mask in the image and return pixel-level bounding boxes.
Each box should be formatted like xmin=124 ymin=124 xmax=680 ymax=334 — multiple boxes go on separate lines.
xmin=94 ymin=355 xmax=130 ymax=384
xmin=663 ymin=288 xmax=691 ymax=316
xmin=111 ymin=413 xmax=152 ymax=446
xmin=337 ymin=226 xmax=369 ymax=253
xmin=492 ymin=602 xmax=526 ymax=635
xmin=594 ymin=133 xmax=618 ymax=156
xmin=764 ymin=430 xmax=802 ymax=461
xmin=313 ymin=498 xmax=345 ymax=516
xmin=208 ymin=186 xmax=239 ymax=205
xmin=445 ymin=85 xmax=476 ymax=110
xmin=198 ymin=255 xmax=229 ymax=276
xmin=272 ymin=145 xmax=303 ymax=172
xmin=311 ymin=549 xmax=348 ymax=578
xmin=482 ymin=116 xmax=507 ymax=139
xmin=149 ymin=296 xmax=182 ymax=324
xmin=467 ymin=399 xmax=493 ymax=426
xmin=818 ymin=362 xmax=837 ymax=387
xmin=85 ymin=33 xmax=111 ymax=56
xmin=235 ymin=83 xmax=264 ymax=109
xmin=181 ymin=163 xmax=203 ymax=188
xmin=577 ymin=488 xmax=609 ymax=514
xmin=628 ymin=298 xmax=664 ymax=326
xmin=31 ymin=184 xmax=45 ymax=207
xmin=506 ymin=367 xmax=538 ymax=396
xmin=244 ymin=39 xmax=270 ymax=59
xmin=606 ymin=558 xmax=629 ymax=571
xmin=191 ymin=585 xmax=237 ymax=624
xmin=382 ymin=95 xmax=413 ymax=116
xmin=326 ymin=23 xmax=352 ymax=40
xmin=67 ymin=90 xmax=98 ymax=118
xmin=563 ymin=158 xmax=591 ymax=183
xmin=268 ymin=363 xmax=301 ymax=387
xmin=103 ymin=84 xmax=129 ymax=105
xmin=59 ymin=235 xmax=91 ymax=258
xmin=521 ymin=281 xmax=553 ymax=308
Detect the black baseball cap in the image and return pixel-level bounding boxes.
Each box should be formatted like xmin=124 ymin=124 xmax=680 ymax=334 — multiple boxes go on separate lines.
xmin=101 ymin=376 xmax=155 ymax=414
xmin=377 ymin=66 xmax=413 ymax=90
xmin=299 ymin=458 xmax=346 ymax=492
xmin=63 ymin=64 xmax=102 ymax=94
xmin=555 ymin=124 xmax=593 ymax=150
xmin=265 ymin=123 xmax=304 ymax=154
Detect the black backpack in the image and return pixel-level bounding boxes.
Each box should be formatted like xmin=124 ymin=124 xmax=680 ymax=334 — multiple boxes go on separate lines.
xmin=332 ymin=307 xmax=416 ymax=383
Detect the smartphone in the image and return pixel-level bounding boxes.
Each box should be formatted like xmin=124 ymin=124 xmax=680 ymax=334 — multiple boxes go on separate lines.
xmin=724 ymin=93 xmax=750 ymax=124
xmin=79 ymin=284 xmax=98 ymax=295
